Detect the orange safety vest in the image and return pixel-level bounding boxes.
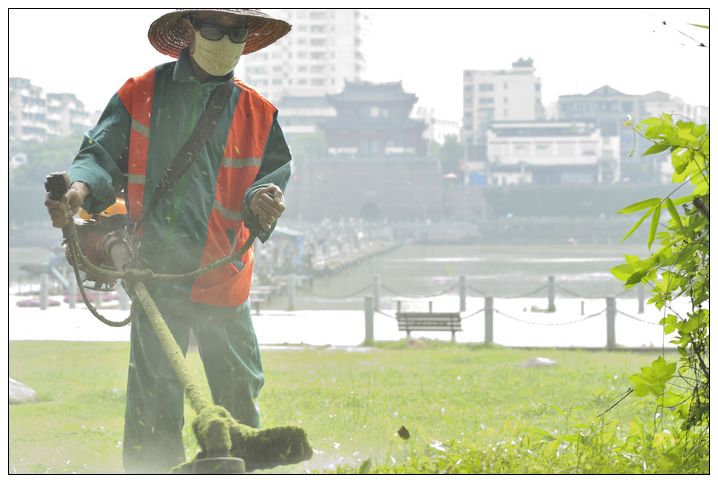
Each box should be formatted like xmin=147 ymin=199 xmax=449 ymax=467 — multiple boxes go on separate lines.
xmin=117 ymin=68 xmax=276 ymax=307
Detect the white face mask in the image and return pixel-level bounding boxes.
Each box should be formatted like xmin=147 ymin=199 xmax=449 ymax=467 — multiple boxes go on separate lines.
xmin=191 ymin=31 xmax=245 ymax=76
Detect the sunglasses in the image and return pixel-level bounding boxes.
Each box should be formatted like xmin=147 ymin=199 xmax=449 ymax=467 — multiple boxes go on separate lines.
xmin=192 ymin=21 xmax=249 ymax=44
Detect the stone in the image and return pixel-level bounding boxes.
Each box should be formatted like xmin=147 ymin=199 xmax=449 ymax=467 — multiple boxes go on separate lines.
xmin=9 ymin=378 xmax=38 ymax=404
xmin=521 ymin=357 xmax=558 ymax=368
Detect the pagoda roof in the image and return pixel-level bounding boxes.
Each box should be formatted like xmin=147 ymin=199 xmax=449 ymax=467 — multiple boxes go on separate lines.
xmin=319 ymin=117 xmax=425 ymax=131
xmin=327 ymin=80 xmax=419 ymax=104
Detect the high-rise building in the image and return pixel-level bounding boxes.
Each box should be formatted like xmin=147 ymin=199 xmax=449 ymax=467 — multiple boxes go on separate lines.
xmin=462 ymin=57 xmax=544 ymax=161
xmin=240 ymin=9 xmax=368 ymax=103
xmin=46 ymin=93 xmax=93 ymax=137
xmin=9 ymin=77 xmax=48 ymax=141
xmin=558 ymin=86 xmax=700 ymax=182
xmin=9 ymin=77 xmax=95 ymax=142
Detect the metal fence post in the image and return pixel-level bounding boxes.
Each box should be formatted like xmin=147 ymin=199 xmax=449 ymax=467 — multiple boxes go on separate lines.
xmin=40 ymin=274 xmax=49 ymax=311
xmin=484 ymin=296 xmax=494 ymax=345
xmin=364 ymin=296 xmax=374 ymax=345
xmin=67 ymin=276 xmax=76 ymax=309
xmin=459 ymin=275 xmax=466 ymax=312
xmin=606 ymin=297 xmax=617 ymax=350
xmin=287 ymin=274 xmax=296 ymax=311
xmin=373 ymin=273 xmax=381 ymax=312
xmin=428 ymin=301 xmax=433 ymax=313
xmin=548 ymin=275 xmax=556 ymax=312
xmin=117 ymin=284 xmax=130 ymax=311
xmin=637 ymin=285 xmax=645 ymax=314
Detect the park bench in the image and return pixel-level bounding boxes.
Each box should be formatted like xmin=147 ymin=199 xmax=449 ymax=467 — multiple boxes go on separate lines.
xmin=396 ymin=311 xmax=462 ymax=342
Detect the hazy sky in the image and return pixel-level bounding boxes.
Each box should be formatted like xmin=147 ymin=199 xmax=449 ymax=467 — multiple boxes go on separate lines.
xmin=7 ymin=8 xmax=710 ymax=122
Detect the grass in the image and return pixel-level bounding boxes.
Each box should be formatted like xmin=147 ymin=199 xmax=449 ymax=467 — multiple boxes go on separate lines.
xmin=8 ymin=340 xmax=702 ymax=474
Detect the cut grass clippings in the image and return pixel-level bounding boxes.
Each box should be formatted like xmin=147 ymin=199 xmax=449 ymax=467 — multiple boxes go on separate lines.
xmin=9 ymin=340 xmax=699 ymax=474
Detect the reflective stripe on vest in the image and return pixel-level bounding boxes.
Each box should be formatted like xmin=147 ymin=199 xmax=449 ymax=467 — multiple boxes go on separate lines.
xmin=117 ymin=68 xmax=156 ymax=225
xmin=189 ymin=79 xmax=276 ymax=307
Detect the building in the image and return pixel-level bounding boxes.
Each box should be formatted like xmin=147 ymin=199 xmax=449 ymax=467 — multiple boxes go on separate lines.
xmin=462 ymin=57 xmax=544 ymax=161
xmin=276 ymin=96 xmax=336 ymax=135
xmin=46 ymin=93 xmax=93 ymax=137
xmin=9 ymin=77 xmax=48 ymax=141
xmin=240 ymin=9 xmax=367 ymax=103
xmin=411 ymin=106 xmax=461 ymax=145
xmin=481 ymin=121 xmax=619 ymax=186
xmin=285 ymin=80 xmax=448 ymax=222
xmin=320 ymin=80 xmax=427 ymax=157
xmin=9 ymin=77 xmax=95 ymax=142
xmin=558 ymin=86 xmax=705 ymax=182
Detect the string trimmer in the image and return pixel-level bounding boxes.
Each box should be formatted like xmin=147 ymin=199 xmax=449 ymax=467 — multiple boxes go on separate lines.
xmin=45 ymin=172 xmax=313 ymax=474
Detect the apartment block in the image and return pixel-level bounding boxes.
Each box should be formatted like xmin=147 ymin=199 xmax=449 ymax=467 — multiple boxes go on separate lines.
xmin=483 ymin=121 xmax=619 ymax=186
xmin=9 ymin=77 xmax=95 ymax=142
xmin=241 ymin=9 xmax=368 ymax=103
xmin=462 ymin=58 xmax=544 ymax=161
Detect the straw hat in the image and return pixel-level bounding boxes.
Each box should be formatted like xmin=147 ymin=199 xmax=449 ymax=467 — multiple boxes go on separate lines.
xmin=148 ymin=8 xmax=291 ymax=57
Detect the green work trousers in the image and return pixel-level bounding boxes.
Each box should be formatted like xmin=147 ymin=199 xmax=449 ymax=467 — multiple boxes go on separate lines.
xmin=122 ymin=300 xmax=264 ymax=474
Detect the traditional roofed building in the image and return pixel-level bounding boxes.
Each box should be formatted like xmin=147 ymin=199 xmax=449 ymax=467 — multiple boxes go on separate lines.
xmin=320 ymin=80 xmax=427 ymax=157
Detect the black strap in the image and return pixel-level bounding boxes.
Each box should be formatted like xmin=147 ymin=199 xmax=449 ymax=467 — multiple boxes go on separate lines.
xmin=135 ymin=80 xmax=235 ymax=228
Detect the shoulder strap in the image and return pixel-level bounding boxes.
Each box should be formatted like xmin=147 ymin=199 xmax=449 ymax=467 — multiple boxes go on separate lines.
xmin=136 ymin=79 xmax=235 ymax=228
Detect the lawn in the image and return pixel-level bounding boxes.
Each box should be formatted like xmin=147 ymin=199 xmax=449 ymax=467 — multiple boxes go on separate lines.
xmin=8 ymin=340 xmax=692 ymax=474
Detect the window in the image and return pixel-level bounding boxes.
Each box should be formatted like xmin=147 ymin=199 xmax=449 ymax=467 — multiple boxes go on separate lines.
xmin=479 ymin=98 xmax=493 ymax=105
xmin=479 ymin=83 xmax=494 ymax=92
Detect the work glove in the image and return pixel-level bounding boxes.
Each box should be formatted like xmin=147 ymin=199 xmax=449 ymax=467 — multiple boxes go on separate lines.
xmin=44 ymin=181 xmax=90 ymax=228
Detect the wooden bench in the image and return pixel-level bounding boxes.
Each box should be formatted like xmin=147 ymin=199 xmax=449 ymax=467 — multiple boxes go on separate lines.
xmin=396 ymin=312 xmax=462 ymax=342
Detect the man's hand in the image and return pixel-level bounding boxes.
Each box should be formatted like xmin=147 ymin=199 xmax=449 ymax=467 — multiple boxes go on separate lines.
xmin=44 ymin=181 xmax=90 ymax=228
xmin=249 ymin=184 xmax=285 ymax=231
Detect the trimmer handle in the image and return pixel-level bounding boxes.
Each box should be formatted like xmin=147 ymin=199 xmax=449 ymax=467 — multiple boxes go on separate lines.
xmin=45 ymin=171 xmax=71 ymax=201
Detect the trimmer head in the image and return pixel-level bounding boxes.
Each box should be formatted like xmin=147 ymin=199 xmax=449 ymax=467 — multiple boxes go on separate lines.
xmin=173 ymin=456 xmax=247 ymax=474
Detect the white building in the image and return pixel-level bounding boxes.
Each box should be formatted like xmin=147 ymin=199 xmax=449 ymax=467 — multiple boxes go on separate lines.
xmin=9 ymin=77 xmax=48 ymax=141
xmin=240 ymin=9 xmax=368 ymax=103
xmin=482 ymin=121 xmax=619 ymax=185
xmin=9 ymin=77 xmax=95 ymax=142
xmin=411 ymin=105 xmax=460 ymax=145
xmin=462 ymin=57 xmax=544 ymax=153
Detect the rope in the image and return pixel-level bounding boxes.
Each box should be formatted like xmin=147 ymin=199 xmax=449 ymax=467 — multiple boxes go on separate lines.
xmin=493 ymin=307 xmax=606 ymax=327
xmin=296 ymin=284 xmax=372 ymax=299
xmin=502 ymin=284 xmax=548 ymax=299
xmin=616 ymin=309 xmax=662 ymax=326
xmin=467 ymin=284 xmax=487 ymax=295
xmin=555 ymin=284 xmax=592 ymax=299
xmin=67 ymin=238 xmax=134 ymax=327
xmin=63 ymin=219 xmax=255 ymax=327
xmin=376 ymin=309 xmax=398 ymax=320
xmin=461 ymin=307 xmax=485 ymax=320
xmin=382 ymin=283 xmax=458 ymax=299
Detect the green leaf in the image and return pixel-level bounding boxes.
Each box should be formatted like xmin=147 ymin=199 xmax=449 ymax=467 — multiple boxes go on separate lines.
xmin=671 ymin=148 xmax=689 ymax=174
xmin=664 ymin=198 xmax=684 ymax=233
xmin=643 ymin=143 xmax=671 ymax=156
xmin=647 ymin=204 xmax=661 ymax=249
xmin=671 ymin=195 xmax=696 ymax=205
xmin=622 ymin=208 xmax=653 ymax=242
xmin=358 ymin=458 xmax=372 ymax=474
xmin=610 ymin=263 xmax=634 ymax=282
xmin=617 ymin=197 xmax=661 ymax=214
xmin=688 ymin=23 xmax=709 ymax=29
xmin=626 ymin=270 xmax=649 ymax=285
xmin=640 ymin=117 xmax=663 ymax=126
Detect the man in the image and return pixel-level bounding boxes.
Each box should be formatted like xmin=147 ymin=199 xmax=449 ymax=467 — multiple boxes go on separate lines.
xmin=45 ymin=9 xmax=292 ymax=473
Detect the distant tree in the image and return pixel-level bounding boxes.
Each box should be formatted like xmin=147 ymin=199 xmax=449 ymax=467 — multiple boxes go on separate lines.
xmin=437 ymin=135 xmax=464 ymax=174
xmin=286 ymin=131 xmax=328 ymax=162
xmin=11 ymin=134 xmax=84 ymax=186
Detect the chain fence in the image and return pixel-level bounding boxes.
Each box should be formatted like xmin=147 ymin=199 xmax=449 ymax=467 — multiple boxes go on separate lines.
xmin=616 ymin=309 xmax=662 ymax=326
xmin=296 ymin=284 xmax=372 ymax=300
xmin=381 ymin=283 xmax=458 ymax=299
xmin=492 ymin=307 xmax=607 ymax=327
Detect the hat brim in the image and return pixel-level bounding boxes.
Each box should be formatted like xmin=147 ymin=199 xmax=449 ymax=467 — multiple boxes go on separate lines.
xmin=148 ymin=9 xmax=291 ymax=58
